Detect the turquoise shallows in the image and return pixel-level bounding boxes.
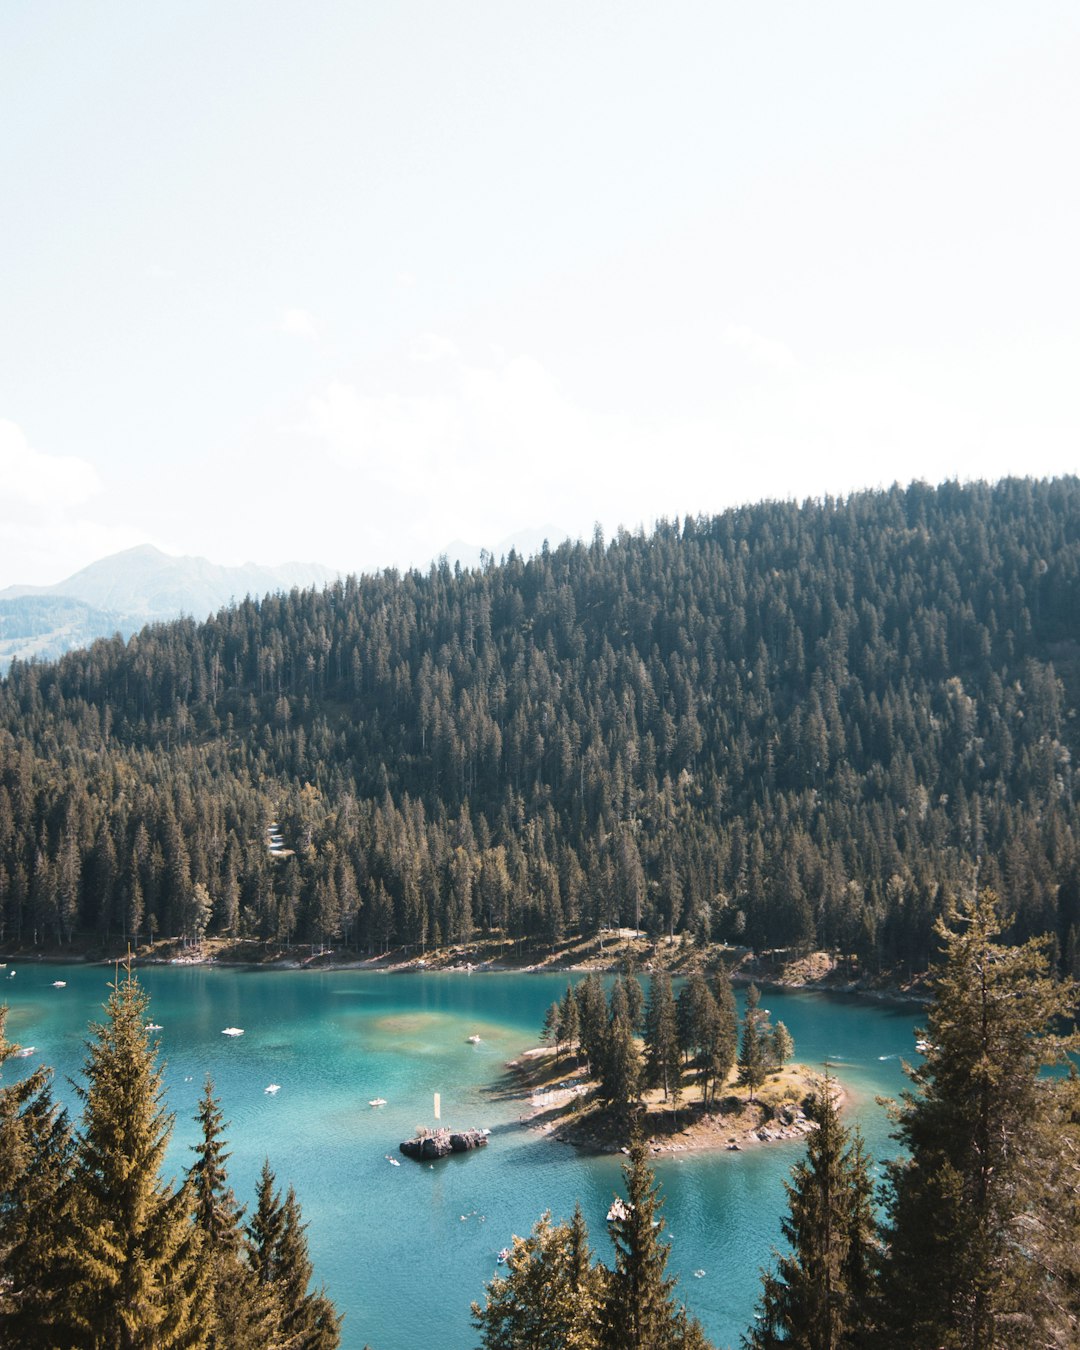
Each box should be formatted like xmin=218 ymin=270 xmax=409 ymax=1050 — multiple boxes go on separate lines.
xmin=1 ymin=965 xmax=919 ymax=1349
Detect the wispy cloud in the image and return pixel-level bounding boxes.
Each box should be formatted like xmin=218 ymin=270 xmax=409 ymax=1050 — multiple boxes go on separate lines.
xmin=275 ymin=308 xmax=321 ymax=342
xmin=0 ymin=420 xmax=99 ymax=512
xmin=722 ymin=323 xmax=800 ymax=375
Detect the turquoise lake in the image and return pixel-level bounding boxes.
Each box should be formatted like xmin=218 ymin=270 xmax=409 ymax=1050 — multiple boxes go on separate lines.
xmin=1 ymin=964 xmax=921 ymax=1349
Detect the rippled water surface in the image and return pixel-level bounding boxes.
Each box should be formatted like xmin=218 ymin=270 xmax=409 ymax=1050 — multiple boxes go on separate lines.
xmin=2 ymin=963 xmax=921 ymax=1349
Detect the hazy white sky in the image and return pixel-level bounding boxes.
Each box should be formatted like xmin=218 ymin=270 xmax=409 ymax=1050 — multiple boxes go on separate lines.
xmin=1 ymin=2 xmax=1078 ymax=588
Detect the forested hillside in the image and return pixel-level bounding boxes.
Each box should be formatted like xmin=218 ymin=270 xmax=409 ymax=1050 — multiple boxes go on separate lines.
xmin=1 ymin=478 xmax=1078 ymax=973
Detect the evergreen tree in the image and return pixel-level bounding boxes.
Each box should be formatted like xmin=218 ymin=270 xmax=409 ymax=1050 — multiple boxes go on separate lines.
xmin=769 ymin=1021 xmax=794 ymax=1070
xmin=738 ymin=984 xmax=769 ymax=1102
xmin=0 ymin=1006 xmax=75 ymax=1342
xmin=600 ymin=1135 xmax=713 ymax=1349
xmin=188 ymin=1077 xmax=267 ymax=1348
xmin=247 ymin=1160 xmax=342 ymax=1349
xmin=877 ymin=891 xmax=1080 ymax=1349
xmin=542 ymin=1000 xmax=562 ymax=1056
xmin=599 ymin=1001 xmax=642 ymax=1135
xmin=471 ymin=1206 xmax=603 ymax=1349
xmin=745 ymin=1078 xmax=876 ymax=1349
xmin=575 ymin=974 xmax=609 ymax=1078
xmin=558 ymin=982 xmax=580 ymax=1063
xmin=58 ymin=969 xmax=208 ymax=1349
xmin=643 ymin=971 xmax=680 ymax=1102
xmin=621 ymin=963 xmax=645 ymax=1034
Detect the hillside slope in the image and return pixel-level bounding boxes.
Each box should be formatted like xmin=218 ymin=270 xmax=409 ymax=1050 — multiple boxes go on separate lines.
xmin=1 ymin=478 xmax=1077 ymax=972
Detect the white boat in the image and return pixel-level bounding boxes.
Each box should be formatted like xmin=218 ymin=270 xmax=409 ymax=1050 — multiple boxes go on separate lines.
xmin=497 ymin=1248 xmax=510 ymax=1264
xmin=385 ymin=1154 xmax=401 ymax=1166
xmin=369 ymin=1097 xmax=387 ymax=1107
xmin=467 ymin=1034 xmax=482 ymax=1044
xmin=15 ymin=1046 xmax=35 ymax=1058
xmin=265 ymin=1084 xmax=281 ymax=1095
xmin=52 ymin=980 xmax=67 ymax=988
xmin=221 ymin=1027 xmax=244 ymax=1037
xmin=146 ymin=1022 xmax=163 ymax=1031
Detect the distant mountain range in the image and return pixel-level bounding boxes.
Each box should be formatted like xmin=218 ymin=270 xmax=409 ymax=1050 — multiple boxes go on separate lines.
xmin=0 ymin=531 xmax=568 ymax=674
xmin=0 ymin=545 xmax=338 ymax=672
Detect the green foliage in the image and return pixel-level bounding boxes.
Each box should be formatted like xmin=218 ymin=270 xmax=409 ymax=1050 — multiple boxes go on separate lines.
xmin=1 ymin=480 xmax=1078 ymax=973
xmin=472 ymin=1206 xmax=604 ymax=1349
xmin=601 ymin=1135 xmax=713 ymax=1349
xmin=0 ymin=1005 xmax=74 ymax=1341
xmin=0 ymin=981 xmax=342 ymax=1350
xmin=188 ymin=1078 xmax=270 ymax=1349
xmin=598 ymin=987 xmax=643 ymax=1132
xmin=56 ymin=969 xmax=209 ymax=1348
xmin=769 ymin=1021 xmax=794 ymax=1070
xmin=746 ymin=1078 xmax=876 ymax=1350
xmin=877 ymin=891 xmax=1080 ymax=1348
xmin=558 ymin=983 xmax=580 ymax=1061
xmin=643 ymin=971 xmax=680 ymax=1102
xmin=247 ymin=1160 xmax=343 ymax=1349
xmin=738 ymin=984 xmax=769 ymax=1101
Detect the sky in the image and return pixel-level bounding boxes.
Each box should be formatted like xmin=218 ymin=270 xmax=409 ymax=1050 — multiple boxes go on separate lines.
xmin=1 ymin=2 xmax=1078 ymax=589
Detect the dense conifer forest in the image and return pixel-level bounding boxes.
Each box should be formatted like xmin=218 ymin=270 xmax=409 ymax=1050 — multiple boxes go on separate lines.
xmin=1 ymin=477 xmax=1078 ymax=973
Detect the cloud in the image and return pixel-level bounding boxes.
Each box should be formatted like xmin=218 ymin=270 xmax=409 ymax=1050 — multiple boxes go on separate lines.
xmin=722 ymin=323 xmax=800 ymax=375
xmin=409 ymin=333 xmax=460 ymax=364
xmin=0 ymin=420 xmax=151 ymax=587
xmin=275 ymin=308 xmax=321 ymax=342
xmin=0 ymin=420 xmax=100 ymax=514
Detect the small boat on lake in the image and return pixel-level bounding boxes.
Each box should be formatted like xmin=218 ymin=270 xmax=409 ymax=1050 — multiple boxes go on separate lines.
xmin=15 ymin=1047 xmax=35 ymax=1058
xmin=265 ymin=1084 xmax=281 ymax=1095
xmin=467 ymin=1034 xmax=481 ymax=1044
xmin=222 ymin=1027 xmax=244 ymax=1037
xmin=497 ymin=1248 xmax=510 ymax=1264
xmin=369 ymin=1098 xmax=387 ymax=1107
xmin=52 ymin=980 xmax=67 ymax=988
xmin=384 ymin=1154 xmax=401 ymax=1166
xmin=146 ymin=1022 xmax=163 ymax=1031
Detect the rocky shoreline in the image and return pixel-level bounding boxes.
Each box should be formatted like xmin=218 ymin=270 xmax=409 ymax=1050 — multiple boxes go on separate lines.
xmin=507 ymin=1047 xmax=844 ymax=1158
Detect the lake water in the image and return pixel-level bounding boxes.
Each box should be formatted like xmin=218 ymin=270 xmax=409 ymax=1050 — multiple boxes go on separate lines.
xmin=1 ymin=963 xmax=921 ymax=1350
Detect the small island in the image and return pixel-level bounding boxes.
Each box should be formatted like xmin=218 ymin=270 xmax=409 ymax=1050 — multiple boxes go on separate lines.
xmin=506 ymin=966 xmax=845 ymax=1156
xmin=399 ymin=1126 xmax=489 ymax=1161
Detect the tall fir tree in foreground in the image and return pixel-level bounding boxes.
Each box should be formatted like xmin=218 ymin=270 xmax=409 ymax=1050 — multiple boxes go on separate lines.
xmin=745 ymin=1077 xmax=875 ymax=1349
xmin=0 ymin=1005 xmax=75 ymax=1342
xmin=877 ymin=891 xmax=1079 ymax=1349
xmin=601 ymin=1135 xmax=713 ymax=1350
xmin=188 ymin=1077 xmax=270 ymax=1348
xmin=248 ymin=1159 xmax=343 ymax=1349
xmin=58 ymin=969 xmax=208 ymax=1349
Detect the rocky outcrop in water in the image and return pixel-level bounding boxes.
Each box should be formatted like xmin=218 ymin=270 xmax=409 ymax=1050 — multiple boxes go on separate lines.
xmin=399 ymin=1127 xmax=488 ymax=1161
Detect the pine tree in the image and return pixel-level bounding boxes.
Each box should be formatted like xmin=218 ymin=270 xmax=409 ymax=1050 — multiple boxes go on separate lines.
xmin=575 ymin=974 xmax=608 ymax=1077
xmin=471 ymin=1206 xmax=603 ymax=1349
xmin=57 ymin=968 xmax=208 ymax=1349
xmin=738 ymin=984 xmax=769 ymax=1102
xmin=558 ymin=983 xmax=580 ymax=1063
xmin=247 ymin=1159 xmax=342 ymax=1349
xmin=599 ymin=984 xmax=642 ymax=1134
xmin=189 ymin=1077 xmax=267 ymax=1348
xmin=877 ymin=891 xmax=1080 ymax=1349
xmin=745 ymin=1078 xmax=875 ymax=1349
xmin=600 ymin=1135 xmax=713 ymax=1349
xmin=769 ymin=1021 xmax=794 ymax=1070
xmin=0 ymin=1006 xmax=75 ymax=1342
xmin=644 ymin=971 xmax=680 ymax=1102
